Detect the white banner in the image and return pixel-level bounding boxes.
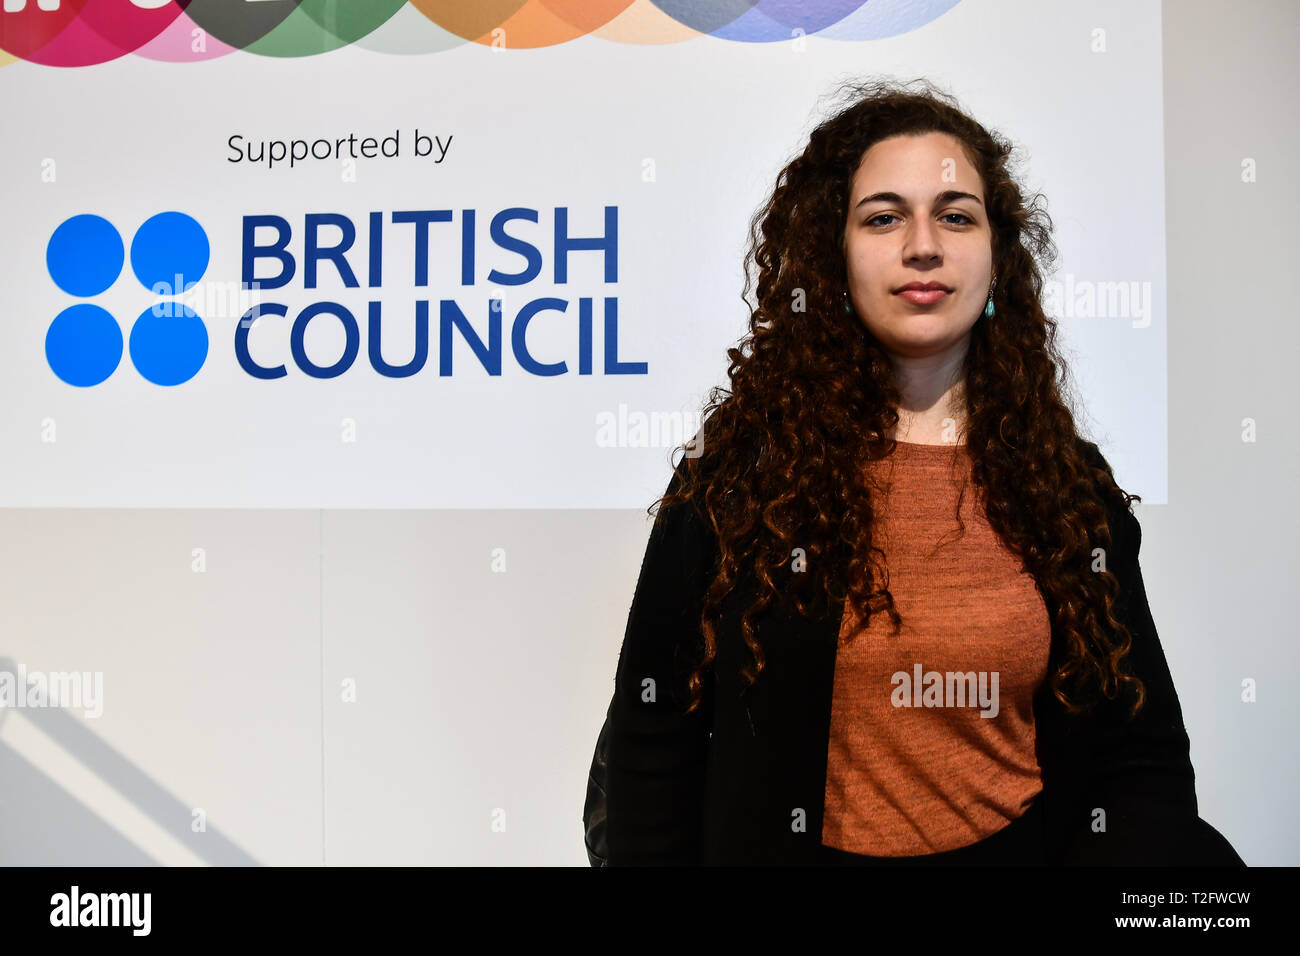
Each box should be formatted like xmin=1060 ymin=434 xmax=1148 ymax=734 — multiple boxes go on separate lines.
xmin=0 ymin=0 xmax=1168 ymax=507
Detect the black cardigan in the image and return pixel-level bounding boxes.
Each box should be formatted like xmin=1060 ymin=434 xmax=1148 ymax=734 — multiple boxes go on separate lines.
xmin=603 ymin=437 xmax=1245 ymax=865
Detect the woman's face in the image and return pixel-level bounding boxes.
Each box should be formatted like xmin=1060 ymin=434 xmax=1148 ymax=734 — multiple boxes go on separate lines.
xmin=842 ymin=131 xmax=994 ymax=361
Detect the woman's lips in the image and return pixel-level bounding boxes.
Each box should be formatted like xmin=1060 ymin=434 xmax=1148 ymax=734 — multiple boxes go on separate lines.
xmin=898 ymin=289 xmax=949 ymax=305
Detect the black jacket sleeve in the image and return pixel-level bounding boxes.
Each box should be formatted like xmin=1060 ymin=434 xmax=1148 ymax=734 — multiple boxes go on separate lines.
xmin=1055 ymin=442 xmax=1244 ymax=865
xmin=604 ymin=455 xmax=718 ymax=865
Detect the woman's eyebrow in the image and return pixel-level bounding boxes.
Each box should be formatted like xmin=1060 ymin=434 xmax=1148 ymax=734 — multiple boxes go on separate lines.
xmin=853 ymin=190 xmax=984 ymax=210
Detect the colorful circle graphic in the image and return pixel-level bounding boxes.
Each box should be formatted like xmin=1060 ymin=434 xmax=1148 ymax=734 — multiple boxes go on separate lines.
xmin=0 ymin=1 xmax=962 ymax=67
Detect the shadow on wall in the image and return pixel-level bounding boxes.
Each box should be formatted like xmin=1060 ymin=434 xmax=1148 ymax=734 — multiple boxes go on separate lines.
xmin=0 ymin=656 xmax=260 ymax=865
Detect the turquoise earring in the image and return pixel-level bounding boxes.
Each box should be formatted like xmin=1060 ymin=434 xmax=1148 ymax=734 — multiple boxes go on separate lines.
xmin=984 ymin=274 xmax=997 ymax=318
xmin=844 ymin=291 xmax=852 ymax=313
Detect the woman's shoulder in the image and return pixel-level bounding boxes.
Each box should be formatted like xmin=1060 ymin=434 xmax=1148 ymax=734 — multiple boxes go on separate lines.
xmin=1076 ymin=436 xmax=1114 ymax=480
xmin=1074 ymin=435 xmax=1142 ymax=555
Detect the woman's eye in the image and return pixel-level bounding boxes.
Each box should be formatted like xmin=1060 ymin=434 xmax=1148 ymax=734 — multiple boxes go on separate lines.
xmin=865 ymin=213 xmax=974 ymax=227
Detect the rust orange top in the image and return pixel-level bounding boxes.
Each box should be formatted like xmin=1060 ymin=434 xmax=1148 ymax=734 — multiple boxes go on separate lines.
xmin=820 ymin=439 xmax=1051 ymax=857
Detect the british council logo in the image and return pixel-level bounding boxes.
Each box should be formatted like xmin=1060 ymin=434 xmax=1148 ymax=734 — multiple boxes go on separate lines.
xmin=44 ymin=211 xmax=210 ymax=387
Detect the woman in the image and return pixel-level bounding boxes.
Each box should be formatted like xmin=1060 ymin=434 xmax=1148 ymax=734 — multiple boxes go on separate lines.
xmin=598 ymin=77 xmax=1243 ymax=866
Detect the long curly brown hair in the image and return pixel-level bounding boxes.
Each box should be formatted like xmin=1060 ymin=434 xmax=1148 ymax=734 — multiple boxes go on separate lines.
xmin=653 ymin=77 xmax=1147 ymax=723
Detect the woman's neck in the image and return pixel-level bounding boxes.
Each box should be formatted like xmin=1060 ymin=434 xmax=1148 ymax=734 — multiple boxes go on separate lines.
xmin=888 ymin=340 xmax=969 ymax=445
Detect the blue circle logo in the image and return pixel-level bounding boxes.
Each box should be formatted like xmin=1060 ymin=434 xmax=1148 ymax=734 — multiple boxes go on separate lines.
xmin=44 ymin=212 xmax=211 ymax=387
xmin=44 ymin=303 xmax=124 ymax=387
xmin=47 ymin=214 xmax=124 ymax=297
